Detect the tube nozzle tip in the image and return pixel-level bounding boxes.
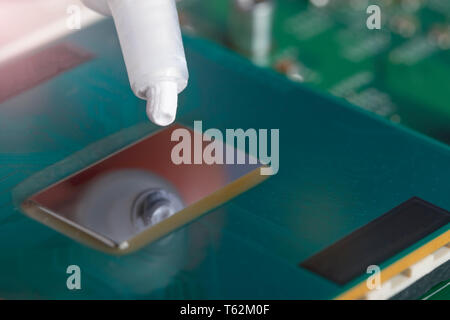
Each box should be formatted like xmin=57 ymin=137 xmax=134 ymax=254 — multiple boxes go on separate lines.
xmin=146 ymin=81 xmax=178 ymax=126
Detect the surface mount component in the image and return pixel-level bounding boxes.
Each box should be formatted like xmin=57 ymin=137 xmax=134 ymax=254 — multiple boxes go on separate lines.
xmin=301 ymin=197 xmax=450 ymax=299
xmin=229 ymin=0 xmax=274 ymax=65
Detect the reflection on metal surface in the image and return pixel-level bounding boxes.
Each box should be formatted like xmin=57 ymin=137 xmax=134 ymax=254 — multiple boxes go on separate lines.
xmin=75 ymin=169 xmax=183 ymax=244
xmin=131 ymin=188 xmax=182 ymax=232
xmin=22 ymin=124 xmax=266 ymax=254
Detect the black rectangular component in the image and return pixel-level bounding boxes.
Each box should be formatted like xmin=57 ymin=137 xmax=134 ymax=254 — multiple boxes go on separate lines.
xmin=300 ymin=197 xmax=450 ymax=285
xmin=0 ymin=43 xmax=93 ymax=104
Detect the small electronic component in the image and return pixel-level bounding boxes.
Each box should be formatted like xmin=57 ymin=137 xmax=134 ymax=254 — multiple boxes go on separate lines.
xmin=229 ymin=0 xmax=274 ymax=65
xmin=390 ymin=14 xmax=419 ymax=38
xmin=429 ymin=24 xmax=450 ymax=50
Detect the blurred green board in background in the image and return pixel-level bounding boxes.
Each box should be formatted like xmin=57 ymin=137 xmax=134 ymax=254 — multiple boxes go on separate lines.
xmin=178 ymin=0 xmax=450 ymax=144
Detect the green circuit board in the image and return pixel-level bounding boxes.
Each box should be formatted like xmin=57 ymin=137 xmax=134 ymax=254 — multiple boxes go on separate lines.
xmin=0 ymin=19 xmax=449 ymax=299
xmin=178 ymin=0 xmax=450 ymax=144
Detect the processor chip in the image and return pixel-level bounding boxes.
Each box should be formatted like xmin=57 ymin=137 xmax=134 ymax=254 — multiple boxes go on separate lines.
xmin=21 ymin=125 xmax=267 ymax=254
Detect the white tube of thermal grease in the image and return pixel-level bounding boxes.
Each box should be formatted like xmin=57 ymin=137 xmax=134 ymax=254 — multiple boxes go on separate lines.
xmin=82 ymin=0 xmax=189 ymax=126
